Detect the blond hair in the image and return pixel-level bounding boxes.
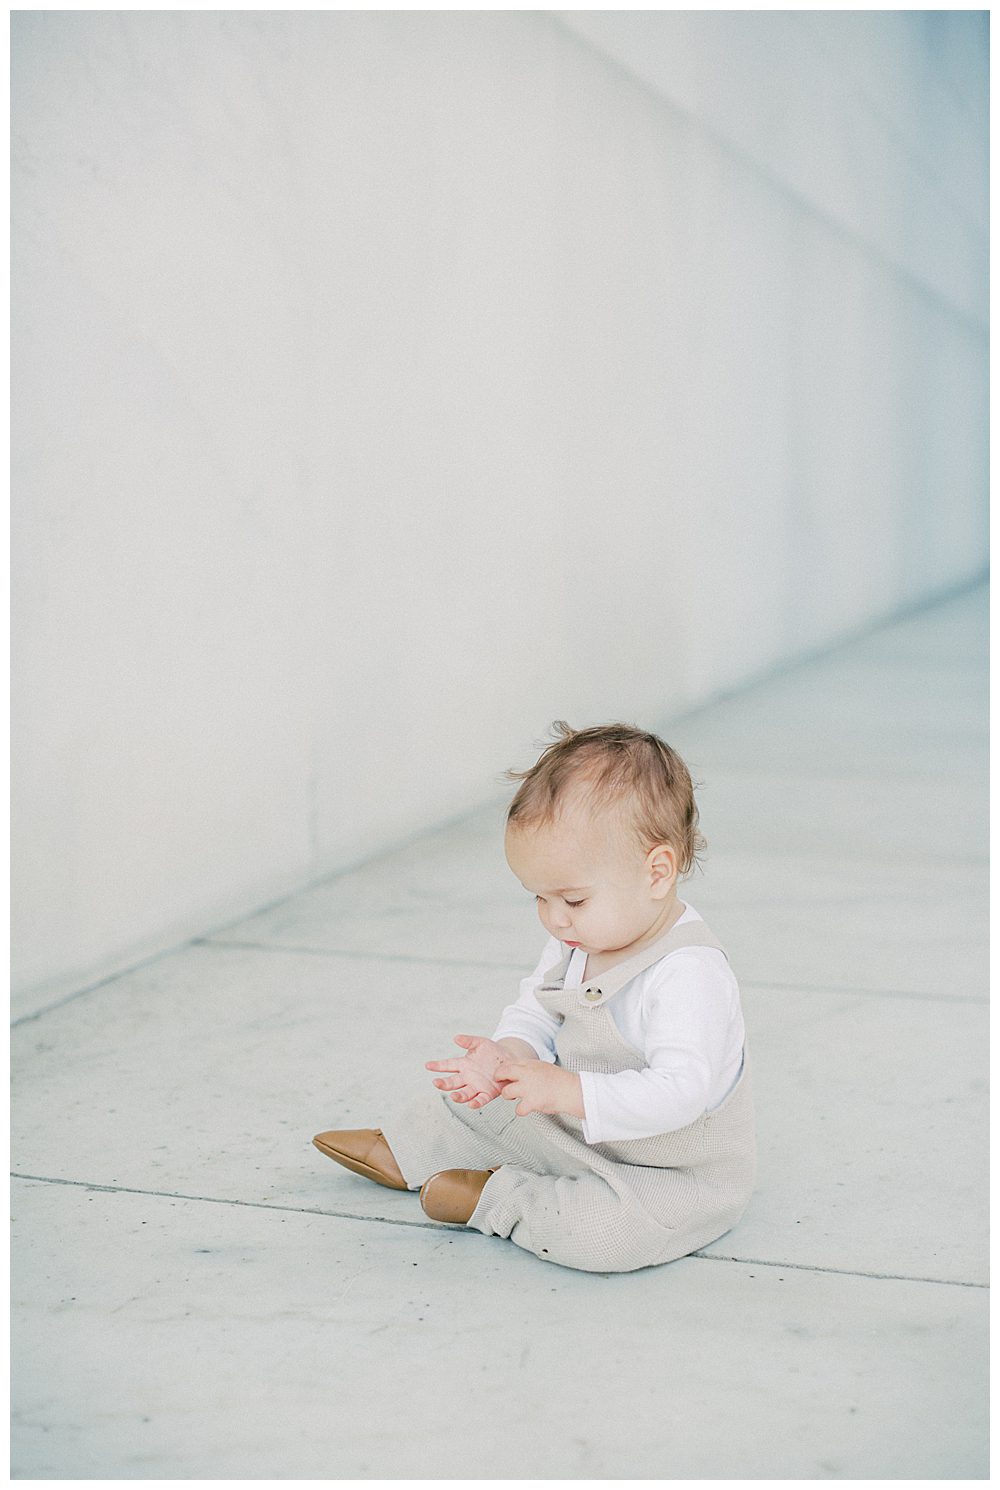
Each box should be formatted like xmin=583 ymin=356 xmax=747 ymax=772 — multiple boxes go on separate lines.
xmin=503 ymin=721 xmax=707 ymax=876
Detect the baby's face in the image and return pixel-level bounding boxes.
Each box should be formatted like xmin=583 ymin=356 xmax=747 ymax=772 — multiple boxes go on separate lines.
xmin=504 ymin=799 xmax=677 ymax=959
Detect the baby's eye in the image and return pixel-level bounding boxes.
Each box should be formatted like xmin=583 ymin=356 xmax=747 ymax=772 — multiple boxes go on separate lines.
xmin=565 ymin=899 xmax=585 ymax=908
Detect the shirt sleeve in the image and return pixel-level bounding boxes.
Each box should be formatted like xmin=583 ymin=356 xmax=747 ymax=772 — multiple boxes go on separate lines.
xmin=579 ymin=950 xmax=743 ymax=1144
xmin=491 ymin=935 xmax=564 ymax=1063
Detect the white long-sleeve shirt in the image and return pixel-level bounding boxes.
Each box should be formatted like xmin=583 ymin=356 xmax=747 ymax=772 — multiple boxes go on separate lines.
xmin=491 ymin=900 xmax=746 ymax=1145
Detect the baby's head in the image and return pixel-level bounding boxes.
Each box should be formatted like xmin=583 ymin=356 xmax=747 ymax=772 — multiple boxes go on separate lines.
xmin=503 ymin=721 xmax=706 ymax=959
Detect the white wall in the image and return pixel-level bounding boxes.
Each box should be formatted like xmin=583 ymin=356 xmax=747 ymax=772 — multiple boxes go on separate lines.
xmin=11 ymin=11 xmax=988 ymax=1009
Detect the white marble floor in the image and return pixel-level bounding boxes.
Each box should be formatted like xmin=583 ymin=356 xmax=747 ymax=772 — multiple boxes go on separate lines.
xmin=11 ymin=581 xmax=989 ymax=1479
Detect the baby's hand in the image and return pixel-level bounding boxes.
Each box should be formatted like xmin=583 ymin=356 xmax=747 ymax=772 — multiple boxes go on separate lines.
xmin=495 ymin=1059 xmax=585 ymax=1119
xmin=425 ymin=1034 xmax=509 ymax=1109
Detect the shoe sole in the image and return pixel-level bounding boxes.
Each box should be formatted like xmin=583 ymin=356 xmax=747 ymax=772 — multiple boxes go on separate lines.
xmin=312 ymin=1135 xmax=408 ymax=1191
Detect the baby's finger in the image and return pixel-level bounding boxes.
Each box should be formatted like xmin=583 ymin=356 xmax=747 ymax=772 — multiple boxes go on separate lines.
xmin=425 ymin=1060 xmax=460 ymax=1072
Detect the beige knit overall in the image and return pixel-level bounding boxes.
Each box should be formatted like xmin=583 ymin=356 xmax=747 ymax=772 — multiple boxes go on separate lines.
xmin=382 ymin=915 xmax=756 ymax=1273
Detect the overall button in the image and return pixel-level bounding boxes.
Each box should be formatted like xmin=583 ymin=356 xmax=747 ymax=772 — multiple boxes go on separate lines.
xmin=584 ymin=988 xmax=603 ymax=1002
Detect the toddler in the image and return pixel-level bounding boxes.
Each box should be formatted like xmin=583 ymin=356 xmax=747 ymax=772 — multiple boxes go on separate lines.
xmin=313 ymin=721 xmax=755 ymax=1273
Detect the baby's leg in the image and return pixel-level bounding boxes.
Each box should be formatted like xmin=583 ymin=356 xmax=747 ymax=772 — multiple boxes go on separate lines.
xmin=380 ymin=1087 xmax=523 ymax=1191
xmin=467 ymin=1165 xmax=689 ymax=1273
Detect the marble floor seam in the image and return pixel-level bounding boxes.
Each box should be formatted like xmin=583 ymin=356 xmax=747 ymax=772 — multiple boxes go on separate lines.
xmin=694 ymin=1250 xmax=988 ymax=1290
xmin=10 ymin=1171 xmax=440 ymax=1232
xmin=11 ymin=1172 xmax=987 ymax=1292
xmin=741 ymin=981 xmax=986 ymax=1005
xmin=10 ymin=944 xmax=530 ymax=1027
xmin=194 ymin=947 xmax=991 ymax=1006
xmin=25 ymin=937 xmax=979 ymax=1009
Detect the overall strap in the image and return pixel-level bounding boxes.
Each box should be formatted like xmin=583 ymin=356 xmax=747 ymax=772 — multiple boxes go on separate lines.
xmin=538 ymin=917 xmax=728 ymax=1010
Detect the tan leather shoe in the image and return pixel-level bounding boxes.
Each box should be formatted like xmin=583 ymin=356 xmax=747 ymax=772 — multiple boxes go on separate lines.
xmin=419 ymin=1167 xmax=497 ymax=1224
xmin=312 ymin=1128 xmax=407 ymax=1190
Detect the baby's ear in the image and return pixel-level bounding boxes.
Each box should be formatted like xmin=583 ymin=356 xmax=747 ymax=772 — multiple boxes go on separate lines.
xmin=647 ymin=841 xmax=678 ymax=894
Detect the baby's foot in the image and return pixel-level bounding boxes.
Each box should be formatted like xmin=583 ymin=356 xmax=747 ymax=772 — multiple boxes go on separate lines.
xmin=419 ymin=1167 xmax=498 ymax=1224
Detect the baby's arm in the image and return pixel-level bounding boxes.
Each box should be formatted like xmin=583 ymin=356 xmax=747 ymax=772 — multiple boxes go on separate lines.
xmin=579 ymin=954 xmax=741 ymax=1142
